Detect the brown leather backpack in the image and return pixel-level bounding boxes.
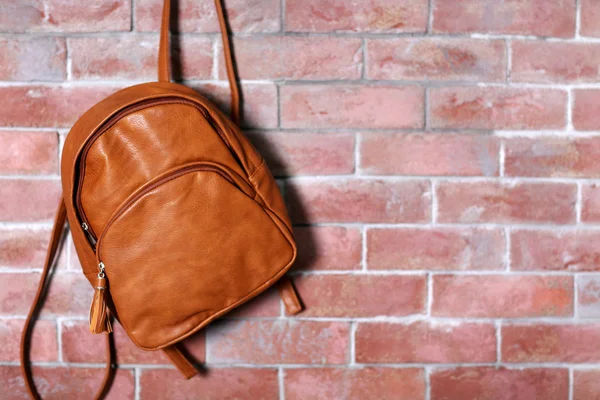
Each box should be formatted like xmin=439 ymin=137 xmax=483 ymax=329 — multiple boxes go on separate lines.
xmin=20 ymin=0 xmax=302 ymax=397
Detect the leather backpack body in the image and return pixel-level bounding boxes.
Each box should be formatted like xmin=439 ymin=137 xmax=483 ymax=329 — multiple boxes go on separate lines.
xmin=20 ymin=0 xmax=302 ymax=397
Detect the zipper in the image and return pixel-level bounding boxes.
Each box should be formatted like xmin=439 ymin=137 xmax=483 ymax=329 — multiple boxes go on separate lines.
xmin=75 ymin=97 xmax=232 ymax=246
xmin=96 ymin=163 xmax=236 ymax=262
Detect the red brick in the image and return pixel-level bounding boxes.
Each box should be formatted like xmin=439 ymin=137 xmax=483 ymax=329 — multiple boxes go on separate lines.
xmin=436 ymin=181 xmax=576 ymax=224
xmin=511 ymin=230 xmax=600 ymax=272
xmin=430 ymin=367 xmax=569 ymax=400
xmin=574 ymin=370 xmax=600 ymax=400
xmin=502 ymin=323 xmax=600 ymax=362
xmin=221 ymin=37 xmax=362 ymax=80
xmin=248 ymin=132 xmax=355 ymax=177
xmin=0 ymin=228 xmax=52 ymax=269
xmin=0 ymin=273 xmax=91 ymax=316
xmin=432 ymin=275 xmax=573 ymax=318
xmin=583 ymin=184 xmax=600 ymax=222
xmin=0 ymin=37 xmax=65 ymax=81
xmin=285 ymin=0 xmax=428 ymax=33
xmin=294 ymin=275 xmax=426 ymax=317
xmin=512 ymin=41 xmax=600 ymax=83
xmin=360 ymin=133 xmax=499 ymax=176
xmin=69 ymin=35 xmax=213 ymax=80
xmin=0 ymin=366 xmax=134 ymax=399
xmin=578 ymin=276 xmax=600 ymax=318
xmin=281 ymin=85 xmax=424 ymax=129
xmin=573 ymin=89 xmax=600 ymax=130
xmin=140 ymin=368 xmax=279 ymax=400
xmin=357 ymin=321 xmax=496 ymax=363
xmin=505 ymin=137 xmax=600 ymax=177
xmin=582 ymin=0 xmax=600 ymax=37
xmin=0 ymin=179 xmax=62 ymax=222
xmin=208 ymin=320 xmax=349 ymax=364
xmin=225 ymin=286 xmax=281 ymax=318
xmin=287 ymin=179 xmax=431 ymax=223
xmin=0 ymin=319 xmax=57 ymax=362
xmin=429 ymin=87 xmax=567 ymax=129
xmin=293 ymin=226 xmax=362 ymax=271
xmin=0 ymin=131 xmax=58 ymax=175
xmin=368 ymin=228 xmax=505 ymax=271
xmin=367 ymin=38 xmax=505 ymax=81
xmin=190 ymin=82 xmax=277 ymax=129
xmin=0 ymin=0 xmax=131 ymax=33
xmin=0 ymin=85 xmax=120 ymax=128
xmin=61 ymin=320 xmax=205 ymax=364
xmin=135 ymin=0 xmax=280 ymax=33
xmin=432 ymin=0 xmax=575 ymax=37
xmin=285 ymin=368 xmax=425 ymax=400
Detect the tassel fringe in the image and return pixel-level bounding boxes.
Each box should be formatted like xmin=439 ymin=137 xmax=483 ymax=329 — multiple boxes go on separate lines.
xmin=89 ymin=276 xmax=112 ymax=334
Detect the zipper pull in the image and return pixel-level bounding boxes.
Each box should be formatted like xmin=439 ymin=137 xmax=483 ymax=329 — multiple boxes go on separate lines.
xmin=89 ymin=262 xmax=112 ymax=334
xmin=82 ymin=222 xmax=97 ymax=247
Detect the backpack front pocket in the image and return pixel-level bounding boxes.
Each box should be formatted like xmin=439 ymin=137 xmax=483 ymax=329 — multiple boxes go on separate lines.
xmin=95 ymin=161 xmax=295 ymax=350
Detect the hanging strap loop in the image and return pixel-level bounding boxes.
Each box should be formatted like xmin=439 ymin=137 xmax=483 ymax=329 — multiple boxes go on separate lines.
xmin=158 ymin=0 xmax=241 ymax=124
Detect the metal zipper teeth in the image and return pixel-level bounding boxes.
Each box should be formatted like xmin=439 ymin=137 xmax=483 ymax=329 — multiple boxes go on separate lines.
xmin=96 ymin=164 xmax=236 ymax=262
xmin=75 ymin=97 xmax=232 ymax=244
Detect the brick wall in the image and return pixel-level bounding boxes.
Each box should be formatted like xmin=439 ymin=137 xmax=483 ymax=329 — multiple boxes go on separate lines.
xmin=1 ymin=0 xmax=600 ymax=399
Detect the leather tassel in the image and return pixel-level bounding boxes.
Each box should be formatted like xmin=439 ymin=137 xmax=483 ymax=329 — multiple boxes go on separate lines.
xmin=89 ymin=275 xmax=112 ymax=334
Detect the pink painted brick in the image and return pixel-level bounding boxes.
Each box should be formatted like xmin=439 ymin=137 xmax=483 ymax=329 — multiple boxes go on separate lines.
xmin=429 ymin=87 xmax=567 ymax=129
xmin=506 ymin=137 xmax=600 ymax=178
xmin=140 ymin=368 xmax=279 ymax=400
xmin=69 ymin=35 xmax=213 ymax=80
xmin=285 ymin=0 xmax=428 ymax=33
xmin=221 ymin=37 xmax=362 ymax=80
xmin=367 ymin=227 xmax=505 ymax=271
xmin=1 ymin=319 xmax=57 ymax=362
xmin=502 ymin=323 xmax=600 ymax=362
xmin=0 ymin=273 xmax=91 ymax=316
xmin=248 ymin=132 xmax=355 ymax=177
xmin=61 ymin=320 xmax=205 ymax=364
xmin=287 ymin=178 xmax=431 ymax=224
xmin=511 ymin=230 xmax=600 ymax=272
xmin=430 ymin=367 xmax=569 ymax=400
xmin=208 ymin=320 xmax=349 ymax=364
xmin=582 ymin=0 xmax=600 ymax=37
xmin=436 ymin=181 xmax=577 ymax=224
xmin=0 ymin=366 xmax=134 ymax=399
xmin=356 ymin=321 xmax=496 ymax=363
xmin=293 ymin=226 xmax=362 ymax=271
xmin=285 ymin=368 xmax=425 ymax=400
xmin=0 ymin=37 xmax=65 ymax=81
xmin=281 ymin=85 xmax=424 ymax=129
xmin=432 ymin=275 xmax=573 ymax=318
xmin=574 ymin=370 xmax=600 ymax=400
xmin=512 ymin=41 xmax=600 ymax=83
xmin=578 ymin=276 xmax=600 ymax=318
xmin=582 ymin=184 xmax=600 ymax=222
xmin=432 ymin=0 xmax=575 ymax=37
xmin=573 ymin=89 xmax=600 ymax=130
xmin=0 ymin=228 xmax=51 ymax=268
xmin=135 ymin=0 xmax=280 ymax=33
xmin=225 ymin=286 xmax=281 ymax=318
xmin=0 ymin=131 xmax=58 ymax=175
xmin=360 ymin=133 xmax=499 ymax=176
xmin=367 ymin=38 xmax=506 ymax=81
xmin=0 ymin=179 xmax=62 ymax=222
xmin=294 ymin=274 xmax=426 ymax=317
xmin=0 ymin=0 xmax=131 ymax=32
xmin=190 ymin=82 xmax=277 ymax=129
xmin=0 ymin=85 xmax=121 ymax=128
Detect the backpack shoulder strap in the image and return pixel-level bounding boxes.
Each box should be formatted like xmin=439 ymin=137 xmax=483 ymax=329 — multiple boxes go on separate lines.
xmin=158 ymin=0 xmax=241 ymax=125
xmin=19 ymin=199 xmax=116 ymax=399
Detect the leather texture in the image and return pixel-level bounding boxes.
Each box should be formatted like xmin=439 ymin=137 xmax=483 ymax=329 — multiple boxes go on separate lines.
xmin=20 ymin=0 xmax=302 ymax=397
